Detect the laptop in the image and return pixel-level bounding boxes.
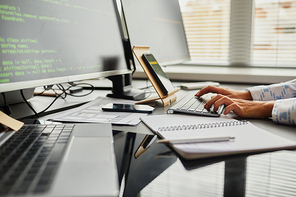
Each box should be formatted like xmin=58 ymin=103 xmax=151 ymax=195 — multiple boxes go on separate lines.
xmin=0 ymin=123 xmax=119 ymax=197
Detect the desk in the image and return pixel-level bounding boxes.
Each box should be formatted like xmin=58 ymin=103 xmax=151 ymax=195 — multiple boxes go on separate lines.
xmin=115 ymin=132 xmax=296 ymax=197
xmin=18 ymin=80 xmax=296 ymax=197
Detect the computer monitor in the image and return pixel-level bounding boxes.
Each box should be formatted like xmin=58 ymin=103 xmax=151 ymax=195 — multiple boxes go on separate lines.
xmin=121 ymin=0 xmax=190 ymax=66
xmin=0 ymin=0 xmax=144 ymax=103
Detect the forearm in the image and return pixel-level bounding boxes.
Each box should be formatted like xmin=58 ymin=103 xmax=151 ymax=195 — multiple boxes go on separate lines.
xmin=240 ymin=91 xmax=253 ymax=100
xmin=247 ymin=80 xmax=296 ymax=101
xmin=236 ymin=100 xmax=274 ymax=119
xmin=272 ymin=98 xmax=296 ymax=125
xmin=260 ymin=101 xmax=274 ymax=118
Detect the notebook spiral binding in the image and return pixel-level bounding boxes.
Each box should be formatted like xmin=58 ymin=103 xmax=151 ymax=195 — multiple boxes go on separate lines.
xmin=158 ymin=120 xmax=248 ymax=132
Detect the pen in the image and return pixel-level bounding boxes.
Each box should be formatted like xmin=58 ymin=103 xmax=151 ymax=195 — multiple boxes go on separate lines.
xmin=157 ymin=136 xmax=235 ymax=144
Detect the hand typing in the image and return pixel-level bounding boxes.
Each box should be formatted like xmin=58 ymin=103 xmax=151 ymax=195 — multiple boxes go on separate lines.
xmin=196 ymin=86 xmax=274 ymax=118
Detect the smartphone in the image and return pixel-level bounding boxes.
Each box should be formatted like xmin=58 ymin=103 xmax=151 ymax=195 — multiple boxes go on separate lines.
xmin=102 ymin=103 xmax=155 ymax=113
xmin=142 ymin=53 xmax=175 ymax=95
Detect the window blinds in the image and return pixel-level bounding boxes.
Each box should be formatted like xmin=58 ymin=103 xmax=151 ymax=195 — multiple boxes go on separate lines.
xmin=179 ymin=0 xmax=296 ymax=68
xmin=179 ymin=0 xmax=230 ymax=65
xmin=252 ymin=0 xmax=296 ymax=67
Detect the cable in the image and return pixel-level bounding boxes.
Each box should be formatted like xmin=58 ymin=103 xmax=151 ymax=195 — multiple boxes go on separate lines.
xmin=54 ymin=84 xmax=67 ymax=99
xmin=20 ymin=82 xmax=95 ymax=118
xmin=67 ymin=83 xmax=94 ymax=97
xmin=143 ymin=89 xmax=152 ymax=99
xmin=37 ymin=94 xmax=63 ymax=115
xmin=20 ymin=90 xmax=39 ymax=117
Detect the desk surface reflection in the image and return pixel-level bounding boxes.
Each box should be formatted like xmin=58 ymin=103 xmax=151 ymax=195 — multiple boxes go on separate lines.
xmin=114 ymin=131 xmax=296 ymax=197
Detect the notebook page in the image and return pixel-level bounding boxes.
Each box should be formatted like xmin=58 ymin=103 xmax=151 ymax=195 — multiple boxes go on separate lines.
xmin=140 ymin=114 xmax=296 ymax=159
xmin=166 ymin=123 xmax=296 ymax=154
xmin=141 ymin=114 xmax=234 ymax=132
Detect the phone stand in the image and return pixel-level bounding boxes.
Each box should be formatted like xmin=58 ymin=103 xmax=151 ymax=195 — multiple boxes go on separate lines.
xmin=132 ymin=46 xmax=180 ymax=107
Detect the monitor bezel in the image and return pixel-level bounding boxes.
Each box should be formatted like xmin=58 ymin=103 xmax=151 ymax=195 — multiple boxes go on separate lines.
xmin=0 ymin=69 xmax=131 ymax=93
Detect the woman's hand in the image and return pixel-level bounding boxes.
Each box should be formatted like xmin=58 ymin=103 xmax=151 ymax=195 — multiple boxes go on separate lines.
xmin=195 ymin=86 xmax=253 ymax=100
xmin=204 ymin=94 xmax=275 ymax=118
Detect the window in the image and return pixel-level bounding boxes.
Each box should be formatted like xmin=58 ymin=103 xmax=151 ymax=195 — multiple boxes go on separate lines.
xmin=252 ymin=0 xmax=296 ymax=67
xmin=179 ymin=0 xmax=296 ymax=68
xmin=179 ymin=0 xmax=230 ymax=65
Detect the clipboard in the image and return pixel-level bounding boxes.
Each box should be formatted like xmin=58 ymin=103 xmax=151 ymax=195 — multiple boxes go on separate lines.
xmin=132 ymin=46 xmax=180 ymax=107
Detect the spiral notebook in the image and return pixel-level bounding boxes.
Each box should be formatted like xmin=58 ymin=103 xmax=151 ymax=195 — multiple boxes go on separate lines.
xmin=140 ymin=114 xmax=296 ymax=160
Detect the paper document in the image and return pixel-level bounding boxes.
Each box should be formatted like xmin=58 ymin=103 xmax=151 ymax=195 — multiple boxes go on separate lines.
xmin=48 ymin=97 xmax=147 ymax=126
xmin=141 ymin=114 xmax=296 ymax=159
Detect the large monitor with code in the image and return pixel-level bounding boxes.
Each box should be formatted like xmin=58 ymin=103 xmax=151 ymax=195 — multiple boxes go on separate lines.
xmin=0 ymin=0 xmax=141 ymax=99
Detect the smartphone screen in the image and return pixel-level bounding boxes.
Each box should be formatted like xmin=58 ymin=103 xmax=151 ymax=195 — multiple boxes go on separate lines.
xmin=142 ymin=53 xmax=175 ymax=95
xmin=102 ymin=103 xmax=155 ymax=113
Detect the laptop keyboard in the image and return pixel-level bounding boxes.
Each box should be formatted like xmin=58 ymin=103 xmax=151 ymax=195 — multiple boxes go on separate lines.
xmin=0 ymin=124 xmax=73 ymax=195
xmin=167 ymin=93 xmax=225 ymax=117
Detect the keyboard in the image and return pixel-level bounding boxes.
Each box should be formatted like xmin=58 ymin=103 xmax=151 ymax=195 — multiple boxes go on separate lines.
xmin=167 ymin=93 xmax=225 ymax=117
xmin=0 ymin=124 xmax=73 ymax=195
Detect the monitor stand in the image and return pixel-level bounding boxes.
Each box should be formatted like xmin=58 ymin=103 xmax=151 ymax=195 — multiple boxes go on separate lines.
xmin=0 ymin=88 xmax=35 ymax=107
xmin=107 ymin=74 xmax=146 ymax=101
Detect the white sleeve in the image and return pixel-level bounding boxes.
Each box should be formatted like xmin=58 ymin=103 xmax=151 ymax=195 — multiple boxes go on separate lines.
xmin=272 ymin=98 xmax=296 ymax=125
xmin=246 ymin=79 xmax=296 ymax=101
